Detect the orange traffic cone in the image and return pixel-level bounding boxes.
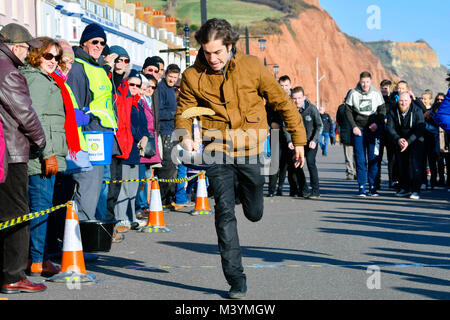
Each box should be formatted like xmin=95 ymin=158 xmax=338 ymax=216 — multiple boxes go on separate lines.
xmin=48 ymin=201 xmax=95 ymax=283
xmin=139 ymin=178 xmax=172 ymax=233
xmin=191 ymin=173 xmax=212 ymax=216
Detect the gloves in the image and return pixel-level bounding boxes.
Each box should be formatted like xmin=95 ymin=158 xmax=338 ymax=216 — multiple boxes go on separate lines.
xmin=74 ymin=109 xmax=91 ymax=126
xmin=44 ymin=155 xmax=58 ymax=176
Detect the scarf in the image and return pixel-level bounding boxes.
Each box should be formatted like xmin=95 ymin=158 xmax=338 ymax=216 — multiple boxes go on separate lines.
xmin=50 ymin=72 xmax=81 ymax=159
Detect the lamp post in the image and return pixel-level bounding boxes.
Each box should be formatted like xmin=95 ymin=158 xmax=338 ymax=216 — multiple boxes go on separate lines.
xmin=183 ymin=23 xmax=190 ymax=67
xmin=316 ymin=57 xmax=325 ymax=108
xmin=272 ymin=64 xmax=279 ymax=78
xmin=201 ymin=0 xmax=207 ymax=25
xmin=159 ymin=23 xmax=191 ymax=69
xmin=243 ymin=26 xmax=265 ymax=55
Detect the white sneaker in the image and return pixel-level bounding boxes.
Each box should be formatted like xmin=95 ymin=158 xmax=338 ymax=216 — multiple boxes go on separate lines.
xmin=410 ymin=192 xmax=420 ymax=200
xmin=136 ymin=218 xmax=147 ymax=228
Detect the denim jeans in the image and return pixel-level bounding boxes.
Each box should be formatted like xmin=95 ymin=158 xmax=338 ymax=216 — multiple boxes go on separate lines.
xmin=175 ymin=164 xmax=188 ymax=204
xmin=353 ymin=129 xmax=380 ymax=188
xmin=319 ymin=132 xmax=330 ymax=155
xmin=95 ymin=164 xmax=110 ymax=220
xmin=28 ymin=174 xmax=56 ymax=263
xmin=206 ymin=158 xmax=264 ymax=286
xmin=136 ymin=164 xmax=150 ymax=210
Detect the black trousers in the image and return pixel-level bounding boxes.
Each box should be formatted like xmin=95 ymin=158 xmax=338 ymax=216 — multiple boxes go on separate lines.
xmin=0 ymin=163 xmax=30 ymax=285
xmin=206 ymin=158 xmax=264 ymax=286
xmin=154 ymin=134 xmax=177 ymax=205
xmin=106 ymin=156 xmax=122 ymax=221
xmin=398 ymin=142 xmax=424 ymax=193
xmin=422 ymin=131 xmax=438 ymax=187
xmin=47 ymin=173 xmax=75 ymax=254
xmin=288 ymin=144 xmax=319 ymax=195
xmin=268 ymin=141 xmax=289 ymax=194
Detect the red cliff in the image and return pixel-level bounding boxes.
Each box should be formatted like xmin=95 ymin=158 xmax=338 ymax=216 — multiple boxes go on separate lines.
xmin=237 ymin=2 xmax=395 ymax=118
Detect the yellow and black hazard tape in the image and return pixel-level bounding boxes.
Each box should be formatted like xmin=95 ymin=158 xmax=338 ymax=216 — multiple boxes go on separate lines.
xmin=0 ymin=202 xmax=70 ymax=232
xmin=1 ymin=171 xmax=207 ymax=231
xmin=105 ymin=170 xmax=205 ymax=185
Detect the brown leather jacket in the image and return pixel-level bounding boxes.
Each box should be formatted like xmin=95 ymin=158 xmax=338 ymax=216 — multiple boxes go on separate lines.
xmin=176 ymin=48 xmax=306 ymax=157
xmin=0 ymin=42 xmax=46 ymax=164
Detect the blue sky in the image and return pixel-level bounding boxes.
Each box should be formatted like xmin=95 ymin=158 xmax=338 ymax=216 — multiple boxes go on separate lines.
xmin=319 ymin=0 xmax=450 ymax=66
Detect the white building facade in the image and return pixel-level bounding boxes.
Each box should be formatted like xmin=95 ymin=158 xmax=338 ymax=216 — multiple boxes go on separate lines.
xmin=36 ymin=0 xmax=186 ymax=70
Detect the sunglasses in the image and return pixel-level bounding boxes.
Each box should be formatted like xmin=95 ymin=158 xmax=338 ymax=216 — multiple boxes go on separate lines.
xmin=129 ymin=83 xmax=141 ymax=88
xmin=148 ymin=85 xmax=156 ymax=89
xmin=90 ymin=40 xmax=106 ymax=46
xmin=115 ymin=58 xmax=130 ymax=64
xmin=43 ymin=52 xmax=62 ymax=61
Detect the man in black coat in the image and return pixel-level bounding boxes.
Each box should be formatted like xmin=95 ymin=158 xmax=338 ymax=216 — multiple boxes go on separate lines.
xmin=319 ymin=106 xmax=333 ymax=156
xmin=386 ymin=92 xmax=425 ymax=199
xmin=289 ymin=87 xmax=323 ymax=198
xmin=336 ymin=95 xmax=356 ymax=180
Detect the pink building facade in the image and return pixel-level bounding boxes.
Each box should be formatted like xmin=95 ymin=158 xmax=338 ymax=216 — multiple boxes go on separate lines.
xmin=0 ymin=0 xmax=37 ymax=35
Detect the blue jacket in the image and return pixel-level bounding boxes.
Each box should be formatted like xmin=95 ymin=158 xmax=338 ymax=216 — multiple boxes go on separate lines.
xmin=157 ymin=79 xmax=178 ymax=135
xmin=435 ymin=89 xmax=450 ymax=134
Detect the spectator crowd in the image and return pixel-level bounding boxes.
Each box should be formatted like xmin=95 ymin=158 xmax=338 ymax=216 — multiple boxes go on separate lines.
xmin=0 ymin=21 xmax=449 ymax=295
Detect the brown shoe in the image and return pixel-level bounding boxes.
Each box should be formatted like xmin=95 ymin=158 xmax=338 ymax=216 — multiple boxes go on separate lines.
xmin=1 ymin=279 xmax=47 ymax=294
xmin=27 ymin=260 xmax=60 ymax=277
xmin=114 ymin=224 xmax=130 ymax=233
xmin=172 ymin=203 xmax=185 ymax=211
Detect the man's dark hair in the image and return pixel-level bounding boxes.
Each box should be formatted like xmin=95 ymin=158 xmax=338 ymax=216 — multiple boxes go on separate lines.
xmin=360 ymin=71 xmax=372 ymax=79
xmin=278 ymin=75 xmax=291 ymax=83
xmin=291 ymin=86 xmax=304 ymax=95
xmin=166 ymin=64 xmax=181 ymax=75
xmin=398 ymin=80 xmax=408 ymax=87
xmin=195 ymin=18 xmax=240 ymax=47
xmin=151 ymin=55 xmax=164 ymax=67
xmin=380 ymin=79 xmax=392 ymax=87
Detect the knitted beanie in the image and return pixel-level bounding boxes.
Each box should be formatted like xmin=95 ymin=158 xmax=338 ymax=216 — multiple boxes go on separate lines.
xmin=142 ymin=56 xmax=160 ymax=71
xmin=109 ymin=45 xmax=129 ymax=59
xmin=57 ymin=39 xmax=74 ymax=60
xmin=80 ymin=23 xmax=106 ymax=45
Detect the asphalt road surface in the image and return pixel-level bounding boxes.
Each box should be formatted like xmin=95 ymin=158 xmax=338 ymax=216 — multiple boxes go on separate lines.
xmin=2 ymin=144 xmax=449 ymax=306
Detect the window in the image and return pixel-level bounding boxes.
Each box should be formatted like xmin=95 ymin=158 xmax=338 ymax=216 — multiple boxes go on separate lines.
xmin=77 ymin=0 xmax=86 ymax=9
xmin=114 ymin=9 xmax=121 ymax=25
xmin=0 ymin=0 xmax=5 ymax=14
xmin=95 ymin=5 xmax=104 ymax=17
xmin=23 ymin=0 xmax=30 ymax=24
xmin=105 ymin=6 xmax=112 ymax=21
xmin=55 ymin=17 xmax=61 ymax=37
xmin=12 ymin=0 xmax=18 ymax=20
xmin=87 ymin=1 xmax=95 ymax=13
xmin=45 ymin=13 xmax=51 ymax=35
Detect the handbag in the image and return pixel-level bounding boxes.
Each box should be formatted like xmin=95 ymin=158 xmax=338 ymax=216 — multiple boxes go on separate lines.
xmin=140 ymin=133 xmax=156 ymax=158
